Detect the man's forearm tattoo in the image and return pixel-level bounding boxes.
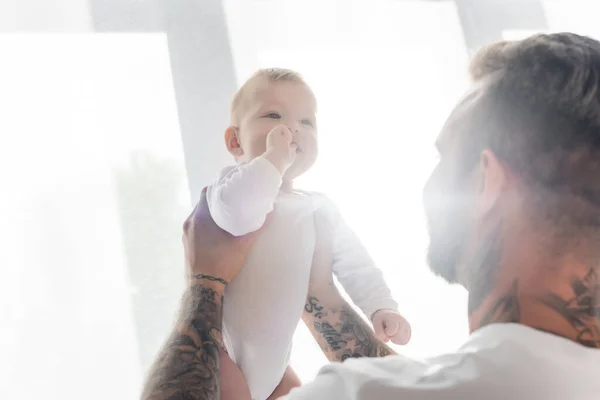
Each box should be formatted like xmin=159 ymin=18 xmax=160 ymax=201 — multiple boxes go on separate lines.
xmin=304 ymin=296 xmax=394 ymax=361
xmin=305 ymin=296 xmax=325 ymax=318
xmin=314 ymin=322 xmax=348 ymax=351
xmin=141 ymin=283 xmax=224 ymax=400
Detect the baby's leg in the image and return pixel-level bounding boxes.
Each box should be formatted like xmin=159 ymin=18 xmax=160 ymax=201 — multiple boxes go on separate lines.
xmin=267 ymin=365 xmax=302 ymax=400
xmin=219 ymin=347 xmax=251 ymax=400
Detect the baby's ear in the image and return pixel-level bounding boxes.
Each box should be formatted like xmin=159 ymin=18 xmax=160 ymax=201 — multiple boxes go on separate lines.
xmin=225 ymin=126 xmax=244 ymax=158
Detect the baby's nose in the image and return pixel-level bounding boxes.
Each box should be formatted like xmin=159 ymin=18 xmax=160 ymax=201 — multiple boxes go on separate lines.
xmin=288 ymin=124 xmax=299 ymax=133
xmin=286 ymin=120 xmax=300 ymax=133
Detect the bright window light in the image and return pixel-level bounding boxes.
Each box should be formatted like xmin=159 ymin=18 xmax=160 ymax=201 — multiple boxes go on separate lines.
xmin=3 ymin=2 xmax=600 ymax=399
xmin=0 ymin=33 xmax=188 ymax=400
xmin=224 ymin=0 xmax=471 ymax=381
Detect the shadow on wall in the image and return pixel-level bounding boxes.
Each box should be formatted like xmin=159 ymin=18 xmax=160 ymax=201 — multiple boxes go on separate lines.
xmin=113 ymin=152 xmax=188 ymax=371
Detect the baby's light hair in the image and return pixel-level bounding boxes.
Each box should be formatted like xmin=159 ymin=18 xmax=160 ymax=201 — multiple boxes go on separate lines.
xmin=230 ymin=68 xmax=314 ymax=125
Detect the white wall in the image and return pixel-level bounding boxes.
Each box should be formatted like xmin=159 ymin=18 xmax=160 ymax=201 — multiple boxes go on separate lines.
xmin=0 ymin=32 xmax=188 ymax=400
xmin=0 ymin=0 xmax=93 ymax=32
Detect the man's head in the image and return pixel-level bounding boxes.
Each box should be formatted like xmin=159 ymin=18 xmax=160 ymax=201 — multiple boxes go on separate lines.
xmin=423 ymin=33 xmax=600 ymax=311
xmin=225 ymin=68 xmax=318 ymax=181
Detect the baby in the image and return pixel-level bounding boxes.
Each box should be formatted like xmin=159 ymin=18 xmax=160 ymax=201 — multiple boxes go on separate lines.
xmin=207 ymin=68 xmax=411 ymax=400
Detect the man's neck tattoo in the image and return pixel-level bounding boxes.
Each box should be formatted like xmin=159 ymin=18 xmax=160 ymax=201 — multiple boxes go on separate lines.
xmin=475 ymin=269 xmax=600 ymax=348
xmin=540 ymin=268 xmax=600 ymax=348
xmin=478 ymin=280 xmax=521 ymax=327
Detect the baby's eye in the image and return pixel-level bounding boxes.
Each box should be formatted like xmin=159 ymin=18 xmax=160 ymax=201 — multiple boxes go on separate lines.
xmin=301 ymin=119 xmax=314 ymax=127
xmin=265 ymin=112 xmax=281 ymax=119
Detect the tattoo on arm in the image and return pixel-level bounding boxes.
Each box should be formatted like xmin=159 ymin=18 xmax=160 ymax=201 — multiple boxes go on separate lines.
xmin=141 ymin=282 xmax=224 ymax=400
xmin=541 ymin=268 xmax=600 ymax=348
xmin=314 ymin=322 xmax=348 ymax=351
xmin=192 ymin=274 xmax=228 ymax=286
xmin=305 ymin=296 xmax=325 ymax=319
xmin=303 ymin=296 xmax=394 ymax=362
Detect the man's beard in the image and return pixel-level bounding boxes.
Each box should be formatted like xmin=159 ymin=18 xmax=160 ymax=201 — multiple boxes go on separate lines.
xmin=424 ymin=188 xmax=504 ymax=313
xmin=425 ymin=194 xmax=472 ymax=285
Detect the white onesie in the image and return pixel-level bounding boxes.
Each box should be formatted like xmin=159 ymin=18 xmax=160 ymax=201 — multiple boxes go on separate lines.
xmin=207 ymin=156 xmax=398 ymax=400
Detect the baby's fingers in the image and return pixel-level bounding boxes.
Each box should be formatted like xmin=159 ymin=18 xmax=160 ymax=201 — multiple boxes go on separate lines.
xmin=391 ymin=323 xmax=412 ymax=345
xmin=384 ymin=318 xmax=400 ymax=337
xmin=374 ymin=323 xmax=390 ymax=343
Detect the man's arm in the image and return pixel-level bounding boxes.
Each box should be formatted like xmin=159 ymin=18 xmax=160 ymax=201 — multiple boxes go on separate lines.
xmin=302 ymin=284 xmax=395 ymax=362
xmin=316 ymin=195 xmax=398 ymax=320
xmin=141 ymin=278 xmax=225 ymax=400
xmin=142 ymin=185 xmax=263 ymax=399
xmin=305 ymin=197 xmax=395 ymax=362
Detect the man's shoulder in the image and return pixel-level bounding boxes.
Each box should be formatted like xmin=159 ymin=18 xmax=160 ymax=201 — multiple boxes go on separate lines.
xmin=286 ymin=350 xmax=502 ymax=400
xmin=286 ymin=324 xmax=600 ymax=400
xmin=285 ymin=354 xmax=462 ymax=400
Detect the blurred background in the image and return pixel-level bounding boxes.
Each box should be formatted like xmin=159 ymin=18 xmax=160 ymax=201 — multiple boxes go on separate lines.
xmin=0 ymin=0 xmax=599 ymax=398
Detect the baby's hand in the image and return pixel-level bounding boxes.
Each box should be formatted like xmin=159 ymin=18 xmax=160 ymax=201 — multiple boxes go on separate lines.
xmin=372 ymin=309 xmax=412 ymax=345
xmin=264 ymin=125 xmax=297 ymax=175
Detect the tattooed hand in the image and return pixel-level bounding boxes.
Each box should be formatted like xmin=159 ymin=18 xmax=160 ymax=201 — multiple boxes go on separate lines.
xmin=183 ymin=187 xmax=263 ymax=285
xmin=142 ymin=188 xmax=263 ymax=400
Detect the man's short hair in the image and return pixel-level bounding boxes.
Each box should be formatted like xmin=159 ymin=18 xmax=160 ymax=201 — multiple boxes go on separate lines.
xmin=230 ymin=68 xmax=313 ymax=125
xmin=458 ymin=33 xmax=600 ymax=230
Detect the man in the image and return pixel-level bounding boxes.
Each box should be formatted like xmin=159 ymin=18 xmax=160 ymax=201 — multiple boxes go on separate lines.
xmin=142 ymin=33 xmax=600 ymax=400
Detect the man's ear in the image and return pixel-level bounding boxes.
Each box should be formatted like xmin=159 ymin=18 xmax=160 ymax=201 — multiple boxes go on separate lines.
xmin=475 ymin=149 xmax=507 ymax=218
xmin=225 ymin=126 xmax=244 ymax=157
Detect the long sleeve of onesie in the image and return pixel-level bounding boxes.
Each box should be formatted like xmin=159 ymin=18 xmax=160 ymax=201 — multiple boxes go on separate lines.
xmin=314 ymin=195 xmax=398 ymax=320
xmin=206 ymin=156 xmax=282 ymax=236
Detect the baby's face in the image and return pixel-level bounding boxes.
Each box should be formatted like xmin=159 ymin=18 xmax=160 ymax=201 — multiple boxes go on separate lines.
xmin=235 ymin=79 xmax=318 ymax=181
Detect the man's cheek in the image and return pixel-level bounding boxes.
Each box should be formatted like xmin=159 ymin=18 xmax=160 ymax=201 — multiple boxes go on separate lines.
xmin=423 ymin=186 xmax=448 ymax=228
xmin=426 ymin=186 xmax=473 ymax=277
xmin=422 ymin=165 xmax=447 ymax=212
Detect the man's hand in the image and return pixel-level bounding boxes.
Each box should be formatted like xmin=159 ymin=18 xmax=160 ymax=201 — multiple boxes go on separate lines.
xmin=372 ymin=309 xmax=412 ymax=345
xmin=142 ymin=189 xmax=263 ymax=400
xmin=263 ymin=125 xmax=298 ymax=175
xmin=183 ymin=187 xmax=263 ymax=285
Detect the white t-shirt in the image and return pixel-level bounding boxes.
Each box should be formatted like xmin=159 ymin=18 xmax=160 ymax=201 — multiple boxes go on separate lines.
xmin=284 ymin=323 xmax=600 ymax=399
xmin=206 ymin=157 xmax=398 ymax=400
